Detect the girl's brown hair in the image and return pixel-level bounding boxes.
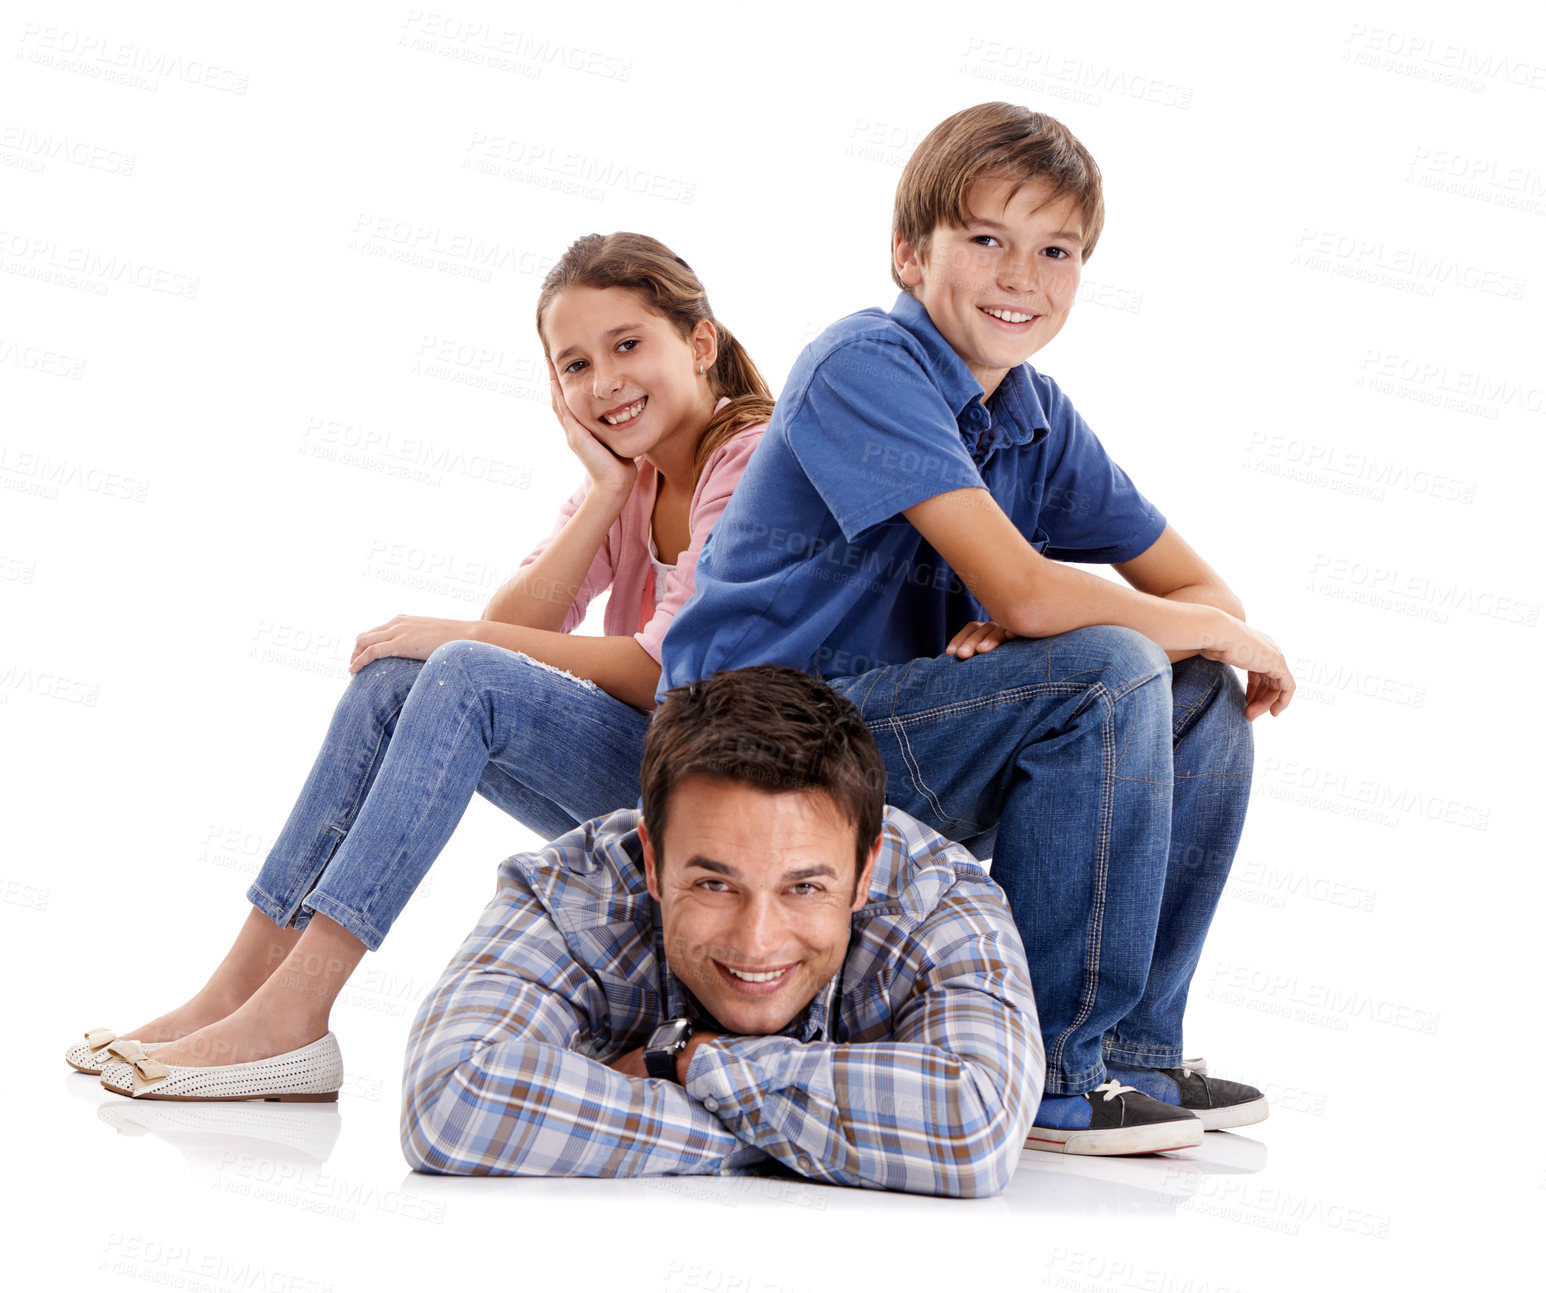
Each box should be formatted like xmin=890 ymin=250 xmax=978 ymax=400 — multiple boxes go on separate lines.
xmin=536 ymin=232 xmax=775 ymax=485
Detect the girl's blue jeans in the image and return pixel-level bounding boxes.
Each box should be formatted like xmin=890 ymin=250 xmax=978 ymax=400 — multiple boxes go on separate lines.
xmin=246 ymin=642 xmax=651 ymax=952
xmin=830 ymin=626 xmax=1253 ymax=1095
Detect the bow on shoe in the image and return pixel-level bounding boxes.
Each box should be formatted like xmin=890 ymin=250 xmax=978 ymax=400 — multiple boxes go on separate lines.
xmin=83 ymin=1027 xmax=117 ymax=1051
xmin=104 ymin=1039 xmax=171 ymax=1090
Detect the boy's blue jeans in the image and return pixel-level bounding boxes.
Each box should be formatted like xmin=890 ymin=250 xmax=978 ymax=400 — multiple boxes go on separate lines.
xmin=830 ymin=625 xmax=1253 ymax=1096
xmin=246 ymin=642 xmax=651 ymax=951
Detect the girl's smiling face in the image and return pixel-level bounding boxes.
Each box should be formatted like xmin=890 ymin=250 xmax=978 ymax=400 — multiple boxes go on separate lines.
xmin=541 ymin=285 xmax=717 ymax=463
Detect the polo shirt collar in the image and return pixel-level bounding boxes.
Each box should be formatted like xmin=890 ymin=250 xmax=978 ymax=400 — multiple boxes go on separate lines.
xmin=888 ymin=292 xmax=1048 ymax=449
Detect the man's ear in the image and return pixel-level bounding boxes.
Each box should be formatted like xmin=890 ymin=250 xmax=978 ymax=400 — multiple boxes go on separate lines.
xmin=893 ymin=233 xmax=926 ymax=289
xmin=850 ymin=834 xmax=883 ymax=913
xmin=639 ymin=818 xmax=662 ymax=901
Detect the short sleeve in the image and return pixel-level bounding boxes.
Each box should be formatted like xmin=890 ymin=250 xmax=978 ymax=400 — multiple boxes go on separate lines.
xmin=516 ymin=478 xmax=620 ymax=633
xmin=787 ymin=338 xmax=985 ymax=543
xmin=1033 ymin=376 xmax=1166 ymax=564
xmin=633 ymin=424 xmax=766 ymax=664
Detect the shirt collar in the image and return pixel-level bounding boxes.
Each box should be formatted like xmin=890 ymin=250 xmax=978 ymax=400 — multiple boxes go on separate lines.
xmin=888 ymin=292 xmax=1048 ymax=451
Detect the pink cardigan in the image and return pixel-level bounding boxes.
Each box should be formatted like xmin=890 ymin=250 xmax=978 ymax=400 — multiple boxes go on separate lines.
xmin=517 ymin=407 xmax=766 ymax=664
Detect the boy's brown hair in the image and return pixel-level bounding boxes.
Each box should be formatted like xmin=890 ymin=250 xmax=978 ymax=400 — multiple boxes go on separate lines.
xmin=891 ymin=102 xmax=1105 ymax=288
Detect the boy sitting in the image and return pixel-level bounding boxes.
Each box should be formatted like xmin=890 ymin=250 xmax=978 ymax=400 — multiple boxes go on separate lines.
xmin=661 ymin=102 xmax=1294 ymax=1154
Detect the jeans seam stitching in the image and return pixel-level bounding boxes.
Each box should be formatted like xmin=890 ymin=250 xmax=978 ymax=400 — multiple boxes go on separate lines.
xmin=1042 ymin=684 xmax=1115 ymax=1082
xmin=860 ymin=682 xmax=1092 ymax=731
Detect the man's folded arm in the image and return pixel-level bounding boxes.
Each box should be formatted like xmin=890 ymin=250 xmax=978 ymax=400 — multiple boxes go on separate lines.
xmin=400 ymin=884 xmax=766 ymax=1178
xmin=682 ymin=914 xmax=1041 ymax=1198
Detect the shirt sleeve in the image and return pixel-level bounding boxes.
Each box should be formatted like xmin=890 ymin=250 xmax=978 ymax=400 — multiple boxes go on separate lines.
xmin=514 ymin=477 xmax=620 ymax=633
xmin=680 ymin=886 xmax=1041 ymax=1198
xmin=633 ymin=424 xmax=766 ymax=665
xmin=787 ymin=337 xmax=986 ymax=543
xmin=1033 ymin=374 xmax=1166 ymax=564
xmin=400 ymin=868 xmax=769 ymax=1179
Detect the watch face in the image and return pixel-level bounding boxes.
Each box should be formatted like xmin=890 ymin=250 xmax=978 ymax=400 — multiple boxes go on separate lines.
xmin=645 ymin=1018 xmax=693 ymax=1080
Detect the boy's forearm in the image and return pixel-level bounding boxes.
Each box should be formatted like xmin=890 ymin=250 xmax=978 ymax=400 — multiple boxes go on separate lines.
xmin=996 ymin=560 xmax=1235 ymax=653
xmin=1155 ymin=581 xmax=1246 ymax=662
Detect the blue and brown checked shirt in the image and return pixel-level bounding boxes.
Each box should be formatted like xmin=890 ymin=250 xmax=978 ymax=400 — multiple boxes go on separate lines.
xmin=401 ymin=806 xmax=1041 ymax=1198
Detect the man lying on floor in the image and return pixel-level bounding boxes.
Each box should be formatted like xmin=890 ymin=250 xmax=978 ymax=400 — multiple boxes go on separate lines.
xmin=400 ymin=664 xmax=1040 ymax=1198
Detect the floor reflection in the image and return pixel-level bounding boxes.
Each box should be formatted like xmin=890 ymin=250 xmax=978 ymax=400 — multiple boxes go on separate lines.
xmin=1004 ymin=1132 xmax=1267 ymax=1214
xmin=94 ymin=1094 xmax=343 ymax=1169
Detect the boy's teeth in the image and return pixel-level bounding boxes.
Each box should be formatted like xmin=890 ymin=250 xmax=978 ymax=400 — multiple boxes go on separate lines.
xmin=725 ymin=966 xmax=786 ymax=983
xmin=603 ymin=399 xmax=645 ymax=425
xmin=983 ymin=307 xmax=1033 ymax=323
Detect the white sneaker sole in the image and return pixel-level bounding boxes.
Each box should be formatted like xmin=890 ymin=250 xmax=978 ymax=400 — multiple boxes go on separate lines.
xmin=1025 ymin=1119 xmax=1204 ymax=1156
xmin=1196 ymin=1096 xmax=1269 ymax=1131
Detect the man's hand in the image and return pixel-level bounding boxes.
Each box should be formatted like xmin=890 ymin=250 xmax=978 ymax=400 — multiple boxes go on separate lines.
xmin=350 ymin=615 xmax=479 ymax=674
xmin=945 ymin=620 xmax=1017 ymax=660
xmin=605 ymin=1031 xmax=724 ymax=1083
xmin=676 ymin=1031 xmax=721 ymax=1084
xmin=605 ymin=1046 xmax=649 ymax=1079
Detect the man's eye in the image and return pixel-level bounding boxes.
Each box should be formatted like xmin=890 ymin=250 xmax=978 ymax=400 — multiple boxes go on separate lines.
xmin=790 ymin=883 xmax=820 ymax=896
xmin=697 ymin=879 xmax=728 ymax=892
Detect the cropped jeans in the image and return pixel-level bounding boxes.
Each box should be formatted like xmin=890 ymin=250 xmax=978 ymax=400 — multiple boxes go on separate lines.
xmin=830 ymin=626 xmax=1253 ymax=1095
xmin=246 ymin=643 xmax=651 ymax=951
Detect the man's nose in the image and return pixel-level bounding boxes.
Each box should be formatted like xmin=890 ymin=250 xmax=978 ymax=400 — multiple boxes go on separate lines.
xmin=731 ymin=894 xmax=785 ymax=961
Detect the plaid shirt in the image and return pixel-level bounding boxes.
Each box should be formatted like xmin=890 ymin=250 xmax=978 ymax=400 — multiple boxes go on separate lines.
xmin=400 ymin=807 xmax=1041 ymax=1198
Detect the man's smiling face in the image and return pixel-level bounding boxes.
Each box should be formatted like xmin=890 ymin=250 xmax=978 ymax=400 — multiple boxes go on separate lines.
xmin=895 ymin=174 xmax=1085 ymax=398
xmin=641 ymin=776 xmax=879 ymax=1037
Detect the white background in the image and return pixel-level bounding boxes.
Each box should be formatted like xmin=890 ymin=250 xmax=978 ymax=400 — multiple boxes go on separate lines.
xmin=3 ymin=0 xmax=1542 ymax=1289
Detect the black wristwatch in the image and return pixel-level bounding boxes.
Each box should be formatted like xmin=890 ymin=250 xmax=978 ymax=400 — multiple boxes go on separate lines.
xmin=644 ymin=1017 xmax=695 ymax=1081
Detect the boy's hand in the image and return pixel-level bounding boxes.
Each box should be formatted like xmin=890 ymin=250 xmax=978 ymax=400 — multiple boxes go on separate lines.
xmin=946 ymin=620 xmax=1017 ymax=660
xmin=1199 ymin=618 xmax=1295 ymax=720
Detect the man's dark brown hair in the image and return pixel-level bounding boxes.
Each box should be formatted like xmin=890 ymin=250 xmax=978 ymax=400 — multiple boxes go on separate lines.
xmin=640 ymin=666 xmax=886 ymax=884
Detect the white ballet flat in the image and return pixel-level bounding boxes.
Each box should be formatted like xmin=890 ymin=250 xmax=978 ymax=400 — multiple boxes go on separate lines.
xmin=65 ymin=1028 xmax=162 ymax=1076
xmin=98 ymin=1033 xmax=344 ymax=1103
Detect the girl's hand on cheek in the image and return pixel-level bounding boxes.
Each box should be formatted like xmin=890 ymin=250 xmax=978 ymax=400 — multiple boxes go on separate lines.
xmin=549 ymin=366 xmax=637 ymax=500
xmin=350 ymin=615 xmax=478 ymax=674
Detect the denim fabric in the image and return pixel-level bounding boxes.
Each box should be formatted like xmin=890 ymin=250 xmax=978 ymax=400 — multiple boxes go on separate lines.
xmin=830 ymin=628 xmax=1251 ymax=1094
xmin=246 ymin=643 xmax=651 ymax=951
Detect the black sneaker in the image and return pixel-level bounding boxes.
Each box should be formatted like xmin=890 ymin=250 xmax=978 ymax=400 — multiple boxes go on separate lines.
xmin=1027 ymin=1080 xmax=1204 ymax=1155
xmin=1106 ymin=1058 xmax=1269 ymax=1131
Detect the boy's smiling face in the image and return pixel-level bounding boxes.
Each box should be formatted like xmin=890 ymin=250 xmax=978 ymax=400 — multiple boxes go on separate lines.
xmin=894 ymin=175 xmax=1085 ymax=398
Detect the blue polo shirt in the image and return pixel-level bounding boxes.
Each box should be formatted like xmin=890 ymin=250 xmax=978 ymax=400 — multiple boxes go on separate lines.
xmin=660 ymin=292 xmax=1166 ymax=687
